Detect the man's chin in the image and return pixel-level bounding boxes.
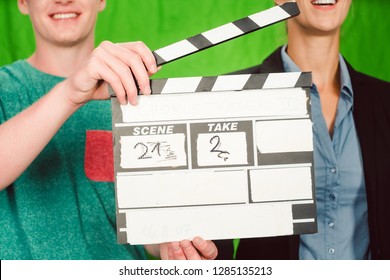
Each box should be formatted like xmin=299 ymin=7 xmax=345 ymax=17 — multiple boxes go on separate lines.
xmin=51 ymin=36 xmax=88 ymax=48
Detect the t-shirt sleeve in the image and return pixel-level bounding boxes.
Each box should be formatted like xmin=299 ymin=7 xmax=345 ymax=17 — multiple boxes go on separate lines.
xmin=0 ymin=101 xmax=5 ymax=124
xmin=0 ymin=72 xmax=16 ymax=125
xmin=0 ymin=73 xmax=8 ymax=125
xmin=0 ymin=65 xmax=26 ymax=124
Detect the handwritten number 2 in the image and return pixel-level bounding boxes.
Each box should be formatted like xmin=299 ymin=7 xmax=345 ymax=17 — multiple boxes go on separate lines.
xmin=134 ymin=143 xmax=151 ymax=160
xmin=210 ymin=135 xmax=230 ymax=161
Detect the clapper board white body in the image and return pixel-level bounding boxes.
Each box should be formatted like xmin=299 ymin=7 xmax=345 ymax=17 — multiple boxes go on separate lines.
xmin=110 ymin=2 xmax=316 ymax=244
xmin=111 ymin=72 xmax=316 ymax=245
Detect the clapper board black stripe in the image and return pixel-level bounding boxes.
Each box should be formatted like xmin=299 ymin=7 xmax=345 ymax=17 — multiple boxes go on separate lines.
xmin=292 ymin=203 xmax=317 ymax=234
xmin=153 ymin=2 xmax=299 ymax=65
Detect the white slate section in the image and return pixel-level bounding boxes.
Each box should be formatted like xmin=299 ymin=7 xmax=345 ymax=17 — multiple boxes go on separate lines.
xmin=120 ymin=134 xmax=187 ymax=169
xmin=119 ymin=88 xmax=308 ymax=123
xmin=154 ymin=40 xmax=198 ymax=62
xmin=123 ymin=203 xmax=293 ymax=244
xmin=249 ymin=5 xmax=291 ymax=27
xmin=211 ymin=74 xmax=251 ymax=91
xmin=161 ymin=77 xmax=203 ymax=94
xmin=250 ymin=167 xmax=313 ymax=202
xmin=262 ymin=72 xmax=302 ymax=89
xmin=116 ymin=170 xmax=248 ymax=209
xmin=255 ymin=119 xmax=313 ymax=153
xmin=202 ymin=23 xmax=244 ymax=44
xmin=197 ymin=132 xmax=248 ymax=166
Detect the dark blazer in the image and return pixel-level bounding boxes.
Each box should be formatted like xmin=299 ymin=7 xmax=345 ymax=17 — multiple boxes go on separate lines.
xmin=216 ymin=47 xmax=390 ymax=260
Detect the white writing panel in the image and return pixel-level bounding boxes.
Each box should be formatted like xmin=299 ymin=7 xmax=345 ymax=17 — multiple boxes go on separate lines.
xmin=197 ymin=132 xmax=248 ymax=166
xmin=116 ymin=170 xmax=248 ymax=208
xmin=256 ymin=119 xmax=313 ymax=153
xmin=250 ymin=167 xmax=313 ymax=202
xmin=120 ymin=134 xmax=187 ymax=169
xmin=120 ymin=88 xmax=308 ymax=123
xmin=122 ymin=203 xmax=293 ymax=244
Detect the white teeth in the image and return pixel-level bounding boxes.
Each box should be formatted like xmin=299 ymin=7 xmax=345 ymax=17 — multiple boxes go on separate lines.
xmin=312 ymin=0 xmax=336 ymax=5
xmin=52 ymin=13 xmax=77 ymax=19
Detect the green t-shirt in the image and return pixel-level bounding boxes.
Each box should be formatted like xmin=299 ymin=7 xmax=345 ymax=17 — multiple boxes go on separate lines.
xmin=0 ymin=60 xmax=146 ymax=260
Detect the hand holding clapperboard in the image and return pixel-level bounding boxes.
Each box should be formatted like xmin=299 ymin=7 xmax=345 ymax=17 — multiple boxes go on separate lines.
xmin=110 ymin=2 xmax=317 ymax=245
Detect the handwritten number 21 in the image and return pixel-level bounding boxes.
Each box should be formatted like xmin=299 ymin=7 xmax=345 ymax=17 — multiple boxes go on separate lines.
xmin=134 ymin=142 xmax=161 ymax=160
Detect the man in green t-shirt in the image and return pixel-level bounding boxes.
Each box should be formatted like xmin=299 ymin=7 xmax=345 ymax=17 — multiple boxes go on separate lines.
xmin=0 ymin=0 xmax=217 ymax=260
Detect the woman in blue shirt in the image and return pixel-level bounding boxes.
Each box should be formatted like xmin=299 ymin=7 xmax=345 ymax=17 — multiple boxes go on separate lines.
xmin=217 ymin=0 xmax=390 ymax=260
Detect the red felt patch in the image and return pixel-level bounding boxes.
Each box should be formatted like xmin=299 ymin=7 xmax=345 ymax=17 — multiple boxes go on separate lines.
xmin=84 ymin=130 xmax=114 ymax=182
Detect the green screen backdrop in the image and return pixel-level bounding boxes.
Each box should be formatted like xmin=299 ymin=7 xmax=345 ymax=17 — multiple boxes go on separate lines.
xmin=0 ymin=0 xmax=389 ymax=82
xmin=0 ymin=0 xmax=389 ymax=259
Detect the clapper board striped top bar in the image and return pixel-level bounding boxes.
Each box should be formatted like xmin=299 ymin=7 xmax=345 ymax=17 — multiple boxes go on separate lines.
xmin=108 ymin=72 xmax=311 ymax=97
xmin=153 ymin=2 xmax=299 ymax=66
xmin=150 ymin=72 xmax=312 ymax=94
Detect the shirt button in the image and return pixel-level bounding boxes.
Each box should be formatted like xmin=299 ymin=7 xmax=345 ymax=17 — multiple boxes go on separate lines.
xmin=330 ymin=167 xmax=337 ymax=173
xmin=328 ymin=221 xmax=335 ymax=228
xmin=328 ymin=248 xmax=335 ymax=254
xmin=329 ymin=194 xmax=336 ymax=201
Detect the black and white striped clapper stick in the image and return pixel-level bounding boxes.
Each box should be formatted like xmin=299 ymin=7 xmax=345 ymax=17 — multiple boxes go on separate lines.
xmin=108 ymin=2 xmax=299 ymax=97
xmin=150 ymin=72 xmax=312 ymax=94
xmin=153 ymin=2 xmax=299 ymax=66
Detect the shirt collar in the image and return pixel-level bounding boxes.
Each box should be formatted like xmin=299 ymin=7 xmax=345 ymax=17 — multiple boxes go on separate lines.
xmin=280 ymin=44 xmax=353 ymax=99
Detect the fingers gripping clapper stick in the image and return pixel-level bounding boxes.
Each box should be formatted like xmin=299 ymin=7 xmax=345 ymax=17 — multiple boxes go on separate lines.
xmin=108 ymin=2 xmax=300 ymax=97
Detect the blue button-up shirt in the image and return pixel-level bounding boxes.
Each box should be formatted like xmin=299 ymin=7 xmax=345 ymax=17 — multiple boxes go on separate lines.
xmin=281 ymin=45 xmax=370 ymax=259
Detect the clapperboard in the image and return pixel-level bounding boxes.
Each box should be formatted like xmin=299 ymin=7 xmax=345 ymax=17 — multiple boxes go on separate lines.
xmin=111 ymin=2 xmax=317 ymax=245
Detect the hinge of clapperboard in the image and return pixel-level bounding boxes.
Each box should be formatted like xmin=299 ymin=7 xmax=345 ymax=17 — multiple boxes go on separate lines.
xmin=108 ymin=1 xmax=308 ymax=97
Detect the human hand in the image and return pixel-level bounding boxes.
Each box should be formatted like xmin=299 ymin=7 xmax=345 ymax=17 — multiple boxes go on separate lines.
xmin=65 ymin=41 xmax=158 ymax=106
xmin=160 ymin=237 xmax=218 ymax=260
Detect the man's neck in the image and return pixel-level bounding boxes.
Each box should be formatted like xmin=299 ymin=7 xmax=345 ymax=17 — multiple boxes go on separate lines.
xmin=27 ymin=39 xmax=94 ymax=78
